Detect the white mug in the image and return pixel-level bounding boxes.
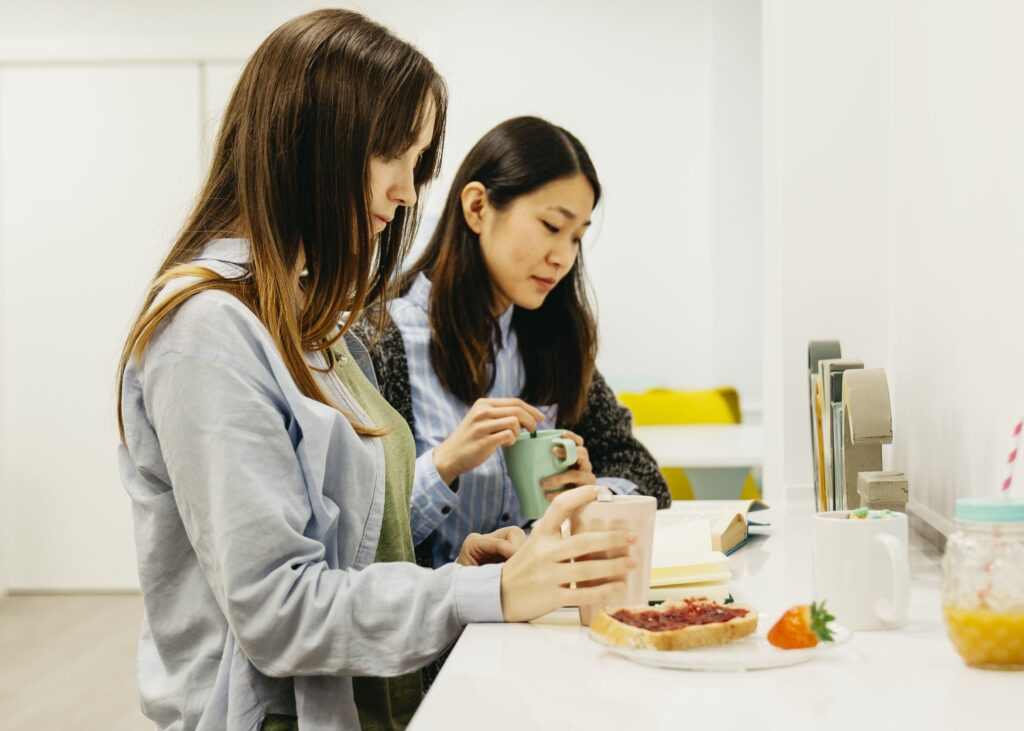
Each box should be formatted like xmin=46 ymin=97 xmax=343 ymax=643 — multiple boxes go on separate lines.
xmin=811 ymin=511 xmax=910 ymax=630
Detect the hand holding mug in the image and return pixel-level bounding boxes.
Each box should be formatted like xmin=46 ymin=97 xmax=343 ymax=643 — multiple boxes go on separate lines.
xmin=540 ymin=430 xmax=596 ymax=500
xmin=499 ymin=486 xmax=635 ymax=622
xmin=433 ymin=398 xmax=545 ymax=485
xmin=503 ymin=429 xmax=580 ymax=520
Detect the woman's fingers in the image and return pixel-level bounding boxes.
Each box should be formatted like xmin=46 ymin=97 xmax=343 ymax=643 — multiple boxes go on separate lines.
xmin=474 ymin=416 xmax=523 ymax=440
xmin=557 ymin=555 xmax=634 ymax=585
xmin=560 ymin=430 xmax=585 ymax=447
xmin=477 ymin=398 xmax=545 ymax=423
xmin=541 ymin=470 xmax=592 ymax=490
xmin=550 ymin=528 xmax=635 ymax=562
xmin=554 ymin=443 xmax=590 ymax=465
xmin=543 ymin=486 xmax=565 ymax=502
xmin=563 ymin=581 xmax=628 ymax=610
xmin=482 ymin=428 xmax=518 ymax=451
xmin=473 ymin=405 xmax=539 ymax=433
xmin=473 ymin=535 xmax=518 ymax=562
xmin=493 ymin=525 xmax=527 ymax=550
xmin=534 ymin=484 xmax=601 ymax=535
xmin=541 ymin=479 xmax=591 ymax=501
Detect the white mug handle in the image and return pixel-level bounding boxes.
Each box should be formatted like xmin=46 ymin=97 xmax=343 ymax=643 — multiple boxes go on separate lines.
xmin=874 ymin=533 xmax=909 ymax=625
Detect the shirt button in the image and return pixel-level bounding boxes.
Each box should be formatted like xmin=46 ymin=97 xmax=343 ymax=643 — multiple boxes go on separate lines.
xmin=441 ymin=506 xmax=451 ymax=515
xmin=501 ymin=513 xmax=510 ymax=522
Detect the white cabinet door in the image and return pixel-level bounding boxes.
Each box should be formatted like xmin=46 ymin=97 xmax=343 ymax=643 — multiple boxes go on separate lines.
xmin=0 ymin=64 xmax=201 ymax=589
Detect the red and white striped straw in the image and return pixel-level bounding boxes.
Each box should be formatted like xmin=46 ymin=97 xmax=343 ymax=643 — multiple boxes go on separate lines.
xmin=1003 ymin=417 xmax=1023 ymax=493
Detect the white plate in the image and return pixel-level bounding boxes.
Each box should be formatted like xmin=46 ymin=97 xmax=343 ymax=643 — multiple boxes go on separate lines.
xmin=587 ymin=614 xmax=852 ymax=671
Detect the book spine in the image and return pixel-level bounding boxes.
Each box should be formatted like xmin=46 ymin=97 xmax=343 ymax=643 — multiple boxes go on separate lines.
xmin=832 ymin=402 xmax=846 ymax=510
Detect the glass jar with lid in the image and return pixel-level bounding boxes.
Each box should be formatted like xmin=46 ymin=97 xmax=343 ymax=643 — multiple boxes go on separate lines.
xmin=941 ymin=497 xmax=1024 ymax=670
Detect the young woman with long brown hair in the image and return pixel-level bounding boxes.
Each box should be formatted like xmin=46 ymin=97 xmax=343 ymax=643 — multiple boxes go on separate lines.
xmin=116 ymin=13 xmax=632 ymax=731
xmin=354 ymin=117 xmax=671 ymax=572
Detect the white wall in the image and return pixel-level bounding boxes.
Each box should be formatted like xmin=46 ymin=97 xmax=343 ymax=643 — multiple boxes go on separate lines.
xmin=0 ymin=1 xmax=761 ymax=590
xmin=0 ymin=0 xmax=762 ymax=399
xmin=762 ymin=0 xmax=1024 ymax=525
xmin=711 ymin=0 xmax=762 ymax=417
xmin=886 ymin=0 xmax=1024 ymax=530
xmin=762 ymin=0 xmax=891 ymax=495
xmin=0 ymin=64 xmax=202 ymax=590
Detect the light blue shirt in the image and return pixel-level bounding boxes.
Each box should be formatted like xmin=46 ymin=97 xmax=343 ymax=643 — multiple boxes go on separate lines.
xmin=119 ymin=240 xmax=503 ymax=731
xmin=390 ymin=273 xmax=637 ymax=566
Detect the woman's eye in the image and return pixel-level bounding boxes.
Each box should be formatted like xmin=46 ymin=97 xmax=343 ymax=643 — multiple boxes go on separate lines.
xmin=542 ymin=221 xmax=560 ymax=234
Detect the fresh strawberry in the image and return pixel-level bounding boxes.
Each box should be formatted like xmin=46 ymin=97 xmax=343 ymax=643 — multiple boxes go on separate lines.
xmin=767 ymin=601 xmax=835 ymax=650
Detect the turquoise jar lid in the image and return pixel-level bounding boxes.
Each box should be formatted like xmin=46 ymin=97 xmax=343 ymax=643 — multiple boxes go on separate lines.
xmin=955 ymin=497 xmax=1024 ymax=522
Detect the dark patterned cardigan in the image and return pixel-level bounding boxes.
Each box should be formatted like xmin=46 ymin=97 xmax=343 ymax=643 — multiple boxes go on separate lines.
xmin=350 ymin=317 xmax=671 ymax=570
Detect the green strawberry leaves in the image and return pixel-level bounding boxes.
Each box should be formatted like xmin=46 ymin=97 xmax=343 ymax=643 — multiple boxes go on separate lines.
xmin=809 ymin=601 xmax=836 ymax=643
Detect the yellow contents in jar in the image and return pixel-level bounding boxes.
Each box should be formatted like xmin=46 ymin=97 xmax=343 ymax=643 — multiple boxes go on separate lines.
xmin=943 ymin=605 xmax=1024 ymax=669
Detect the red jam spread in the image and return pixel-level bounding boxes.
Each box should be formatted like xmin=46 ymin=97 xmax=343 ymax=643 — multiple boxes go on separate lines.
xmin=610 ymin=600 xmax=748 ymax=632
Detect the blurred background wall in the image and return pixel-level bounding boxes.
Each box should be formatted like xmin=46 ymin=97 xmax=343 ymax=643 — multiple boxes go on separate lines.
xmin=762 ymin=0 xmax=1024 ymax=533
xmin=0 ymin=0 xmax=762 ymax=591
xmin=3 ymin=0 xmax=1022 ymax=600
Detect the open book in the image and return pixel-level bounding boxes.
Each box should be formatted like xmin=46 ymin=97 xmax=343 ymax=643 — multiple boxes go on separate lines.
xmin=649 ymin=512 xmax=730 ymax=602
xmin=659 ymin=499 xmax=769 ymax=555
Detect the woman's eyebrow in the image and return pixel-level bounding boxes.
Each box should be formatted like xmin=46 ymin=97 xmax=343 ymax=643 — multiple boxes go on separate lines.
xmin=546 ymin=205 xmax=590 ymax=226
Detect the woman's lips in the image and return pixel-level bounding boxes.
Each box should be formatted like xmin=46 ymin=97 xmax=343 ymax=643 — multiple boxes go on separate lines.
xmin=532 ymin=276 xmax=556 ymax=290
xmin=373 ymin=214 xmax=391 ymax=230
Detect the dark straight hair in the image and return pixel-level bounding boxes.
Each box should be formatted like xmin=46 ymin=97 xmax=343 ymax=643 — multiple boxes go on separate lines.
xmin=403 ymin=116 xmax=600 ymax=423
xmin=117 ymin=8 xmax=446 ymax=440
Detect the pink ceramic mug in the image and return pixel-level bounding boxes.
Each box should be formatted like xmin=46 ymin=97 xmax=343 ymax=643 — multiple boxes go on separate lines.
xmin=570 ymin=494 xmax=657 ymax=626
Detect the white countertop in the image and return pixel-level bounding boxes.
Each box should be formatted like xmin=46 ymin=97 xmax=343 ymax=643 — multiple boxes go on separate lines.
xmin=409 ymin=499 xmax=1015 ymax=731
xmin=632 ymin=424 xmax=763 ymax=468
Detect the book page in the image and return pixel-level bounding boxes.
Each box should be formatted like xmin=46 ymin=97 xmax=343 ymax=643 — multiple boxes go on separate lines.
xmin=652 ymin=513 xmax=713 ymax=570
xmin=663 ymin=500 xmax=767 ymax=535
xmin=650 ymin=512 xmax=729 ymax=592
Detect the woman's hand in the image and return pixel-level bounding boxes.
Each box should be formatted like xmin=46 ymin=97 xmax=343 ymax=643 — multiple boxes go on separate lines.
xmin=455 ymin=526 xmax=527 ymax=566
xmin=499 ymin=485 xmax=635 ymax=622
xmin=541 ymin=430 xmax=597 ymax=500
xmin=433 ymin=398 xmax=545 ymax=485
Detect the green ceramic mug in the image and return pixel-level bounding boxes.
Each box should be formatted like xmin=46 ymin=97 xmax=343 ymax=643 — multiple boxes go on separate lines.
xmin=503 ymin=429 xmax=578 ymax=520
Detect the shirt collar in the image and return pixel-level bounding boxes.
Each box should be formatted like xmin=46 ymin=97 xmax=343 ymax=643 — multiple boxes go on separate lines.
xmin=406 ymin=271 xmax=432 ymax=310
xmin=496 ymin=302 xmax=515 ymax=345
xmin=195 ymin=237 xmax=251 ymax=266
xmin=407 ymin=272 xmax=516 ymax=346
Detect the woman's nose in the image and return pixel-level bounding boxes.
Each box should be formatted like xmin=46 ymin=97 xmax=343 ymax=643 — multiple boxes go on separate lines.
xmin=548 ymin=237 xmax=576 ymax=268
xmin=391 ymin=166 xmax=417 ymax=208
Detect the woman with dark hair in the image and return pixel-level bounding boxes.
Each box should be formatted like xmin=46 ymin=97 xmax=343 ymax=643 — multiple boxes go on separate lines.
xmin=355 ymin=116 xmax=670 ymax=571
xmin=117 ymin=15 xmax=632 ymax=731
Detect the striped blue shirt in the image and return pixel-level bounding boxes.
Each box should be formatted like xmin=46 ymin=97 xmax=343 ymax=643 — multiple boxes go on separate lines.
xmin=390 ymin=273 xmax=636 ymax=566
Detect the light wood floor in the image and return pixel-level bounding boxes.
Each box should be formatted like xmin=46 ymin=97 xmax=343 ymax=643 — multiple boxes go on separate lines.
xmin=0 ymin=593 xmax=150 ymax=730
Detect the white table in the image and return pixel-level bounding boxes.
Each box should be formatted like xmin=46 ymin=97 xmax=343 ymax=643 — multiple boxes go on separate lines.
xmin=409 ymin=499 xmax=1015 ymax=731
xmin=632 ymin=424 xmax=763 ymax=469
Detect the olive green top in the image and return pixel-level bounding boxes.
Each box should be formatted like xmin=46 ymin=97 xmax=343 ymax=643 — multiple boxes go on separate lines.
xmin=333 ymin=339 xmax=423 ymax=731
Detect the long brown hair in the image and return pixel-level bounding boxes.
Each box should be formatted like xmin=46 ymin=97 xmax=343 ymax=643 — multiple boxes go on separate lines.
xmin=403 ymin=116 xmax=600 ymax=423
xmin=116 ymin=9 xmax=446 ymax=440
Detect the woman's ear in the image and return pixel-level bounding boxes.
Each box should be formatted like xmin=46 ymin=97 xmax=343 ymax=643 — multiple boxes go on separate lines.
xmin=460 ymin=182 xmax=488 ymax=235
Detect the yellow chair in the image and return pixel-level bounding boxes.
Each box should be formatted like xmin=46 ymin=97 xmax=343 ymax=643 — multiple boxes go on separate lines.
xmin=619 ymin=387 xmax=761 ymax=501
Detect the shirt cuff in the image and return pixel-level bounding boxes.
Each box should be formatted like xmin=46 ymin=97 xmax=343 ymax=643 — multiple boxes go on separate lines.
xmin=454 ymin=563 xmax=505 ymax=624
xmin=596 ymin=476 xmax=638 ymax=495
xmin=410 ymin=449 xmax=460 ymax=544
